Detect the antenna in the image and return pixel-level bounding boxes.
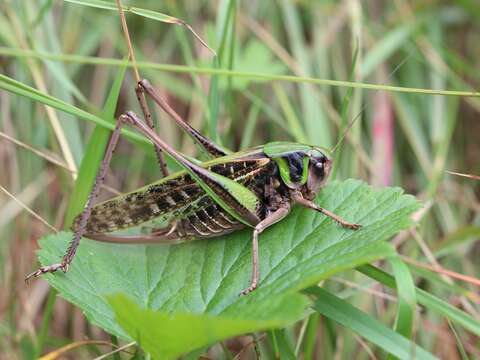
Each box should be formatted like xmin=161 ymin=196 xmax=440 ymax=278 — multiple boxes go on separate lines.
xmin=330 ymin=51 xmax=414 ymax=154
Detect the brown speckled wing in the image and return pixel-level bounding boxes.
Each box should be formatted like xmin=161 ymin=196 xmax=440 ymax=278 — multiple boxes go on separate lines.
xmin=71 ymin=156 xmax=272 ymax=235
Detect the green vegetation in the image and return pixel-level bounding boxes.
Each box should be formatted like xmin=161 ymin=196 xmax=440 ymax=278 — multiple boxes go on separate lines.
xmin=0 ymin=1 xmax=479 ymax=359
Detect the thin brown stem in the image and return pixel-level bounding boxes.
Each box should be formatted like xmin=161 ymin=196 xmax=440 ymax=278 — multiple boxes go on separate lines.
xmin=115 ymin=0 xmax=140 ymax=83
xmin=0 ymin=184 xmax=57 ymax=233
xmin=115 ymin=0 xmax=169 ymax=177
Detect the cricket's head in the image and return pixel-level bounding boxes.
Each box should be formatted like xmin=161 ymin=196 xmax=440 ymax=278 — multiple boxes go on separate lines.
xmin=305 ymin=147 xmax=332 ymax=199
xmin=264 ymin=142 xmax=332 ymax=200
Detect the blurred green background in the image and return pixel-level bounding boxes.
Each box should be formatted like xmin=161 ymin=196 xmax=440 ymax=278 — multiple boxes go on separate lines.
xmin=0 ymin=0 xmax=479 ymax=358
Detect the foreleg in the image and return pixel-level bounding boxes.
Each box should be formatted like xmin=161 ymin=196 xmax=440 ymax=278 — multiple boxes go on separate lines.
xmin=291 ymin=191 xmax=361 ymax=230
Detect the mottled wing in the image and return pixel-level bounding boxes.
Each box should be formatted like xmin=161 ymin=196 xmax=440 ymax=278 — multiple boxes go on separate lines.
xmin=72 ymin=156 xmax=271 ymax=235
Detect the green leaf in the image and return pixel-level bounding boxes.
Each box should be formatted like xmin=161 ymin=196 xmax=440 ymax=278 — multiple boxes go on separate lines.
xmin=109 ymin=293 xmax=308 ymax=360
xmin=36 ymin=180 xmax=418 ymax=357
xmin=306 ymin=287 xmax=437 ymax=360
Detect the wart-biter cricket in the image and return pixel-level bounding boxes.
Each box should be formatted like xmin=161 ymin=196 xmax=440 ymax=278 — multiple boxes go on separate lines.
xmin=27 ymin=13 xmax=361 ymax=296
xmin=27 ymin=77 xmax=361 ymax=294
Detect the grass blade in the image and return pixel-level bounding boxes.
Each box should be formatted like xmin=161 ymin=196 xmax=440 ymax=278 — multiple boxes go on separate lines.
xmin=305 ymin=286 xmax=437 ymax=360
xmin=0 ymin=73 xmax=150 ymax=149
xmin=389 ymin=257 xmax=417 ymax=339
xmin=62 ymin=0 xmax=215 ymax=54
xmin=64 ymin=60 xmax=127 ymax=227
xmin=1 ymin=47 xmax=480 ymax=97
xmin=358 ymin=265 xmax=480 ymax=337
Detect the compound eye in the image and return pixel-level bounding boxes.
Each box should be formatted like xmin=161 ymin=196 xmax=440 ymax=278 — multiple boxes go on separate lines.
xmin=313 ymin=160 xmax=325 ymax=177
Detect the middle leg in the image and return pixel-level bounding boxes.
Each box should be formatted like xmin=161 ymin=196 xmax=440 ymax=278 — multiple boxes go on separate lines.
xmin=240 ymin=203 xmax=291 ymax=295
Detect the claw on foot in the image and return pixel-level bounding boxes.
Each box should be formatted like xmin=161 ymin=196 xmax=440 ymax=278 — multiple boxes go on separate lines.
xmin=345 ymin=223 xmax=362 ymax=230
xmin=240 ymin=283 xmax=257 ymax=296
xmin=25 ymin=263 xmax=68 ymax=283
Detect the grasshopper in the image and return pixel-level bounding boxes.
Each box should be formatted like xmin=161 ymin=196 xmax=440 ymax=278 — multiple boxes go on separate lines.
xmin=26 ymin=0 xmax=361 ymax=296
xmin=27 ymin=77 xmax=361 ymax=294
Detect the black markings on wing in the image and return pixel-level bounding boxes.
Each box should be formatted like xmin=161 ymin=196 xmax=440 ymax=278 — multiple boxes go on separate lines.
xmin=72 ymin=174 xmax=202 ymax=234
xmin=72 ymin=156 xmax=271 ymax=235
xmin=176 ymin=197 xmax=243 ymax=238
